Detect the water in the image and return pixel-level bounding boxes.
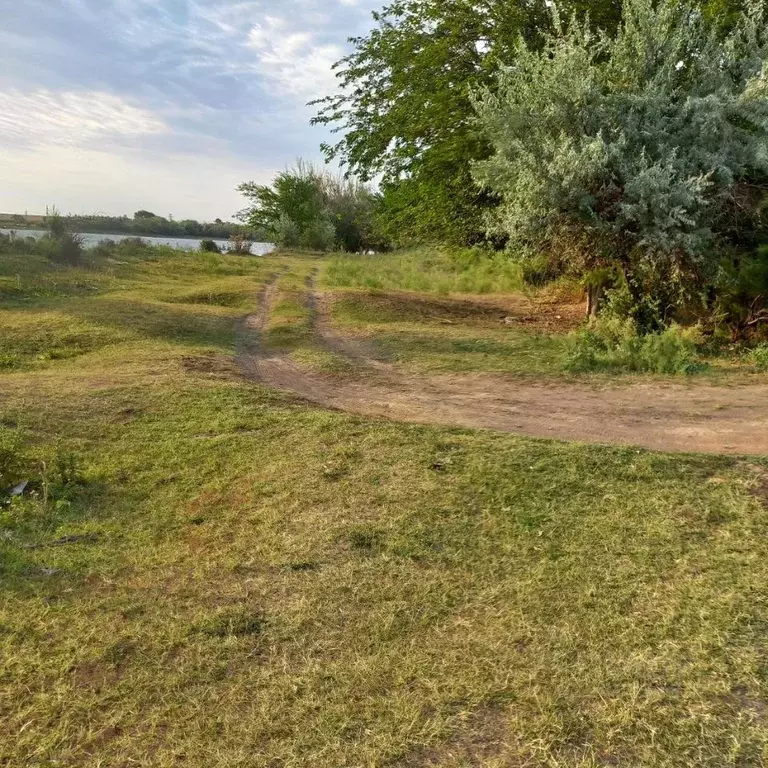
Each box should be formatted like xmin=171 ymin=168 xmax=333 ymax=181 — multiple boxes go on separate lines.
xmin=0 ymin=229 xmax=274 ymax=256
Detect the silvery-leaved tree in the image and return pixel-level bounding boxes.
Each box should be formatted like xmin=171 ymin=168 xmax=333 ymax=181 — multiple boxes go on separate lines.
xmin=472 ymin=0 xmax=768 ymax=326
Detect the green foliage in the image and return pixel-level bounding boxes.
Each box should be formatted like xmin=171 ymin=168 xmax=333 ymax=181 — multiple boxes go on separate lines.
xmin=312 ymin=0 xmax=630 ymax=246
xmin=566 ymin=316 xmax=703 ymax=373
xmin=199 ymin=239 xmax=221 ymax=254
xmin=473 ymin=0 xmax=768 ymax=326
xmin=324 ymin=247 xmax=522 ymax=295
xmin=521 ymin=254 xmax=564 ymax=287
xmin=713 ymin=245 xmax=768 ymax=335
xmin=238 ymin=161 xmax=382 ymax=252
xmin=39 ymin=233 xmax=85 ymax=266
xmin=748 ymin=342 xmax=768 ymax=369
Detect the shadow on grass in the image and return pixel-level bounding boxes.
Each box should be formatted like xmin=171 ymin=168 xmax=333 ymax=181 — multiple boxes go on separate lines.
xmin=334 ymin=291 xmax=513 ymax=326
xmin=64 ymin=297 xmax=239 ymax=350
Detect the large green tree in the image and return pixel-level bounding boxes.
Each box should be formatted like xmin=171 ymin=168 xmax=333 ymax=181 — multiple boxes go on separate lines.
xmin=313 ymin=0 xmax=757 ymax=247
xmin=473 ymin=0 xmax=768 ymax=324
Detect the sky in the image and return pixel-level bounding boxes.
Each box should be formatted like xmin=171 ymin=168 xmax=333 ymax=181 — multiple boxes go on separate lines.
xmin=0 ymin=0 xmax=381 ymax=221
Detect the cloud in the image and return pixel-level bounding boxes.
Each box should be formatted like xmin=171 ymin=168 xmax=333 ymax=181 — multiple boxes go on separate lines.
xmin=0 ymin=144 xmax=273 ymax=221
xmin=0 ymin=0 xmax=383 ymax=218
xmin=0 ymin=89 xmax=168 ymax=149
xmin=245 ymin=15 xmax=345 ymax=98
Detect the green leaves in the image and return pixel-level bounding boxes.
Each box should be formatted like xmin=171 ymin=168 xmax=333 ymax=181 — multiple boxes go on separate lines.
xmin=237 ymin=162 xmax=383 ymax=252
xmin=473 ymin=0 xmax=768 ymax=323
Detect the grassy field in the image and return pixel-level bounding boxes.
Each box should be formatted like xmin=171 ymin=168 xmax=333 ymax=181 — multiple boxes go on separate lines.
xmin=3 ymin=246 xmax=768 ymax=766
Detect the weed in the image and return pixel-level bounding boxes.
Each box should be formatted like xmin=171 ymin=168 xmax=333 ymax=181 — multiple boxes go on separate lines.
xmin=749 ymin=343 xmax=768 ymax=371
xmin=566 ymin=317 xmax=703 ymax=374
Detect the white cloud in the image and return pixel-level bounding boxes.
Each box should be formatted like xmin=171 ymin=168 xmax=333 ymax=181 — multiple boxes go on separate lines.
xmin=246 ymin=16 xmax=344 ymax=98
xmin=0 ymin=90 xmax=168 ymax=148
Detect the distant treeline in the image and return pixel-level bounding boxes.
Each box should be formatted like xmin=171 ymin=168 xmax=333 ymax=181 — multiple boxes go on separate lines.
xmin=0 ymin=210 xmax=268 ymax=241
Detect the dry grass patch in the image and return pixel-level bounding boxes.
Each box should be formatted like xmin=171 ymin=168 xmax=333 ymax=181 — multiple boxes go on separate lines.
xmin=2 ymin=248 xmax=768 ymax=766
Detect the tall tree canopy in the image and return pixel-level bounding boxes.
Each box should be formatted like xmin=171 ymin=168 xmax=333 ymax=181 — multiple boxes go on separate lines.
xmin=313 ymin=0 xmax=758 ymax=247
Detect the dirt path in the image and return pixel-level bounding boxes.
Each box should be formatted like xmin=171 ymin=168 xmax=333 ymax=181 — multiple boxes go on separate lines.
xmin=238 ymin=274 xmax=768 ymax=455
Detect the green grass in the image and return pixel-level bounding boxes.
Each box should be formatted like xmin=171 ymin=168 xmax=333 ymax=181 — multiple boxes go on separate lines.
xmin=325 ymin=290 xmax=571 ymax=376
xmin=3 ymin=246 xmax=768 ymax=766
xmin=324 ymin=247 xmax=525 ymax=295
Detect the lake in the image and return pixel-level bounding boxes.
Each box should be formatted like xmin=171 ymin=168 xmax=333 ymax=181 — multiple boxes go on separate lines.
xmin=0 ymin=229 xmax=274 ymax=256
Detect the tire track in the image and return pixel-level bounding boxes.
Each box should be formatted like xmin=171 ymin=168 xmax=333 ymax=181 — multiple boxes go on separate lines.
xmin=238 ymin=273 xmax=768 ymax=455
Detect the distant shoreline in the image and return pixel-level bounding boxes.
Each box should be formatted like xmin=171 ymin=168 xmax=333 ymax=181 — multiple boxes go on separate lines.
xmin=1 ymin=226 xmax=239 ymax=242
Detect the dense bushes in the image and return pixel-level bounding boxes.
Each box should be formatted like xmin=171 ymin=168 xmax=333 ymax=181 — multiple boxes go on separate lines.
xmin=0 ymin=230 xmax=84 ymax=266
xmin=238 ymin=162 xmax=385 ymax=252
xmin=473 ymin=0 xmax=768 ymax=331
xmin=566 ymin=317 xmax=703 ymax=374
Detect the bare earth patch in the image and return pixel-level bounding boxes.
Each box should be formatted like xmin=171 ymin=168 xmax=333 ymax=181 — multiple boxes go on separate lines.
xmin=239 ymin=275 xmax=768 ymax=455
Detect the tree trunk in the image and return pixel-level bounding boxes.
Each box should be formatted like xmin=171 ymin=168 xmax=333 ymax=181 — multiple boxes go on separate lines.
xmin=587 ymin=284 xmax=603 ymax=318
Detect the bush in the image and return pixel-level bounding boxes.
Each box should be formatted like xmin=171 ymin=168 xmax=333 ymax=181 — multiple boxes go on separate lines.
xmin=228 ymin=234 xmax=252 ymax=255
xmin=749 ymin=344 xmax=768 ymax=371
xmin=35 ymin=231 xmax=85 ymax=266
xmin=200 ymin=239 xmax=221 ymax=253
xmin=300 ymin=218 xmax=336 ymax=252
xmin=0 ymin=232 xmax=39 ymax=255
xmin=473 ymin=0 xmax=768 ymax=322
xmin=566 ymin=317 xmax=702 ymax=374
xmin=273 ymin=215 xmax=301 ymax=248
xmin=521 ymin=254 xmax=563 ymax=287
xmin=238 ymin=160 xmax=385 ymax=252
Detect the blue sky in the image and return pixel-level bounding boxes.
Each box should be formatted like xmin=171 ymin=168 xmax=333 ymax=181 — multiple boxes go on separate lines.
xmin=0 ymin=0 xmax=380 ymax=220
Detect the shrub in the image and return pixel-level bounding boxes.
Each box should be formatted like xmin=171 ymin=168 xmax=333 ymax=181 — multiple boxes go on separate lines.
xmin=0 ymin=232 xmax=43 ymax=256
xmin=566 ymin=317 xmax=702 ymax=374
xmin=228 ymin=234 xmax=253 ymax=255
xmin=749 ymin=343 xmax=768 ymax=371
xmin=299 ymin=218 xmax=336 ymax=252
xmin=273 ymin=215 xmax=301 ymax=248
xmin=116 ymin=237 xmax=149 ymax=251
xmin=473 ymin=0 xmax=768 ymax=323
xmin=237 ymin=160 xmax=385 ymax=252
xmin=200 ymin=239 xmax=221 ymax=253
xmin=521 ymin=254 xmax=562 ymax=287
xmin=52 ymin=233 xmax=85 ymax=266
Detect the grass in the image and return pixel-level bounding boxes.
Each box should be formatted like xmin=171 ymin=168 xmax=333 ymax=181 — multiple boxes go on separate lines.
xmin=3 ymin=245 xmax=768 ymax=765
xmin=324 ymin=290 xmax=572 ymax=376
xmin=324 ymin=247 xmax=525 ymax=295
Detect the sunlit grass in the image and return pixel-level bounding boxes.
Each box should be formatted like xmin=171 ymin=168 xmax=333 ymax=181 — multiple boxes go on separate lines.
xmin=324 ymin=247 xmax=524 ymax=295
xmin=2 ymin=246 xmax=768 ymax=766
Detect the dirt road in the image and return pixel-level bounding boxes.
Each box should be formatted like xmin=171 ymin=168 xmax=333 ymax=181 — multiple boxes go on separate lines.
xmin=237 ymin=275 xmax=768 ymax=455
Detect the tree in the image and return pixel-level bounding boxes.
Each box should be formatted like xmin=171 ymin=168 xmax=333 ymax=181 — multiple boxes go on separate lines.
xmin=311 ymin=0 xmax=633 ymax=246
xmin=472 ymin=0 xmax=768 ymax=326
xmin=313 ymin=0 xmax=759 ymax=248
xmin=134 ymin=210 xmax=157 ymax=219
xmin=237 ymin=162 xmax=383 ymax=252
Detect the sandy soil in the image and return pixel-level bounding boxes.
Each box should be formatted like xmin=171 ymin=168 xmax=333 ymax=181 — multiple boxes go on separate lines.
xmin=237 ymin=275 xmax=768 ymax=455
